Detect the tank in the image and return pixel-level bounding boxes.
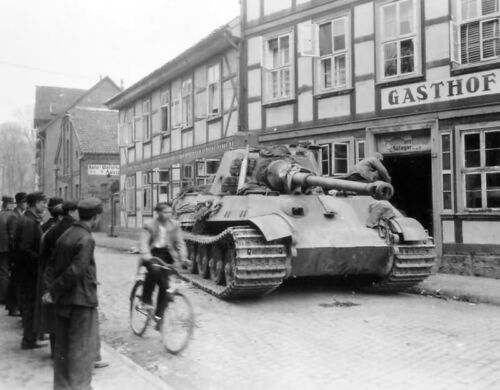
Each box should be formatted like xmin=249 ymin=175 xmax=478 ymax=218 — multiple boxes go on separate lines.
xmin=172 ymin=144 xmax=436 ymax=299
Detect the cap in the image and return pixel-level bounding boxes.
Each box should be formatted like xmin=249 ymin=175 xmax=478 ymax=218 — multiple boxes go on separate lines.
xmin=2 ymin=195 xmax=14 ymax=203
xmin=62 ymin=200 xmax=78 ymax=213
xmin=26 ymin=191 xmax=47 ymax=206
xmin=77 ymin=197 xmax=103 ymax=218
xmin=15 ymin=192 xmax=27 ymax=204
xmin=47 ymin=197 xmax=64 ymax=210
xmin=52 ymin=204 xmax=64 ymax=218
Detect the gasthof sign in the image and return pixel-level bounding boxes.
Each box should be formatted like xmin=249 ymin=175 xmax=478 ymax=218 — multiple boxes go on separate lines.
xmin=87 ymin=164 xmax=119 ymax=176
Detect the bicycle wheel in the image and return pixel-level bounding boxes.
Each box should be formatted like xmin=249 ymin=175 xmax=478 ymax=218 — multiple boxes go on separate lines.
xmin=160 ymin=291 xmax=194 ymax=354
xmin=129 ymin=280 xmax=151 ymax=336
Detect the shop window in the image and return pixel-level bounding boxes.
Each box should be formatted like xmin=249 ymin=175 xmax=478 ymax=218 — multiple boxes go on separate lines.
xmin=378 ymin=0 xmax=420 ymax=80
xmin=319 ymin=144 xmax=331 ymax=175
xmin=316 ymin=16 xmax=350 ymax=92
xmin=451 ymin=0 xmax=500 ymax=65
xmin=356 ymin=140 xmax=365 ymax=163
xmin=126 ymin=176 xmax=136 ymax=214
xmin=207 ymin=63 xmax=221 ymax=116
xmin=462 ymin=129 xmax=500 ymax=209
xmin=160 ymin=91 xmax=170 ymax=132
xmin=181 ymin=78 xmax=193 ymax=128
xmin=264 ymin=31 xmax=294 ymax=102
xmin=441 ymin=133 xmax=454 ymax=211
xmin=143 ymin=100 xmax=151 ymax=141
xmin=159 ymin=183 xmax=170 ymax=202
xmin=332 ymin=142 xmax=349 ymax=175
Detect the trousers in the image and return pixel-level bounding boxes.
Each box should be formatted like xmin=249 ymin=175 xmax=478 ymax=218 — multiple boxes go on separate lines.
xmin=54 ymin=305 xmax=98 ymax=390
xmin=142 ymin=247 xmax=173 ymax=318
xmin=20 ymin=282 xmax=37 ymax=345
xmin=0 ymin=253 xmax=9 ymax=302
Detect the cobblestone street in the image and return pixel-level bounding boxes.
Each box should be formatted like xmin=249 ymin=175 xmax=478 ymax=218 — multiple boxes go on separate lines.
xmin=96 ymin=247 xmax=500 ymax=390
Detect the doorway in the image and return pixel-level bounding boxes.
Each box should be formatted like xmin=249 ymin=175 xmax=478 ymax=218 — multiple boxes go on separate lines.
xmin=382 ymin=153 xmax=433 ymax=235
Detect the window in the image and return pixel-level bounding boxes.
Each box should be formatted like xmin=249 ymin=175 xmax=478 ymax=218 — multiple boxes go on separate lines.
xmin=265 ymin=32 xmax=294 ymax=101
xmin=319 ymin=144 xmax=331 ymax=175
xmin=75 ymin=184 xmax=79 ymax=199
xmin=64 ymin=139 xmax=70 ymax=174
xmin=356 ymin=140 xmax=365 ymax=163
xmin=125 ymin=176 xmax=136 ymax=214
xmin=156 ymin=168 xmax=170 ymax=202
xmin=160 ymin=91 xmax=170 ymax=132
xmin=143 ymin=100 xmax=151 ymax=140
xmin=171 ymin=165 xmax=181 ymax=199
xmin=172 ymin=98 xmax=181 ymax=128
xmin=182 ymin=164 xmax=193 ymax=188
xmin=451 ymin=0 xmax=500 ymax=64
xmin=462 ymin=129 xmax=500 ymax=209
xmin=142 ymin=171 xmax=153 ymax=214
xmin=207 ymin=63 xmax=221 ymax=116
xmin=317 ymin=16 xmax=350 ymax=92
xmin=441 ymin=133 xmax=454 ymax=211
xmin=181 ymin=79 xmax=193 ymax=127
xmin=379 ymin=0 xmax=419 ymax=79
xmin=333 ymin=143 xmax=349 ymax=174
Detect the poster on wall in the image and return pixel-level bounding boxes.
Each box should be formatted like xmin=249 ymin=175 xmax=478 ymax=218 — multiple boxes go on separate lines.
xmin=87 ymin=164 xmax=120 ymax=176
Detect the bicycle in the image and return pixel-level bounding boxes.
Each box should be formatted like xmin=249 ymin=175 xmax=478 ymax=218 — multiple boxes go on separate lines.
xmin=129 ymin=257 xmax=194 ymax=354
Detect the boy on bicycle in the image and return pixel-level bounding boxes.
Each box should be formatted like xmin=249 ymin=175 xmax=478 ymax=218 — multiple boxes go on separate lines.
xmin=138 ymin=202 xmax=187 ymax=326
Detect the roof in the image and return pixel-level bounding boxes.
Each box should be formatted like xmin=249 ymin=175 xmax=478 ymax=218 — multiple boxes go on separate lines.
xmin=70 ymin=107 xmax=119 ymax=154
xmin=34 ymin=86 xmax=86 ymax=126
xmin=106 ymin=17 xmax=240 ymax=109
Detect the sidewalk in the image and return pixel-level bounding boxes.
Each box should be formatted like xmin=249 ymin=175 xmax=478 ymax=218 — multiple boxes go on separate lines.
xmin=0 ymin=309 xmax=172 ymax=390
xmin=93 ymin=232 xmax=500 ymax=307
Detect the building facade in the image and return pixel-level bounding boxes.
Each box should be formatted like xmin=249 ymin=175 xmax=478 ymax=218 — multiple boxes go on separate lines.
xmin=240 ymin=0 xmax=500 ymax=276
xmin=107 ymin=18 xmax=244 ymax=232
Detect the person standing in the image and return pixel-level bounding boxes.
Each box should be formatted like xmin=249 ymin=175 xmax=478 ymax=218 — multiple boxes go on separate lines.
xmin=0 ymin=195 xmax=15 ymax=304
xmin=17 ymin=191 xmax=47 ymax=349
xmin=5 ymin=192 xmax=27 ymax=316
xmin=43 ymin=198 xmax=102 ymax=390
xmin=42 ymin=198 xmax=64 ymax=233
xmin=138 ymin=202 xmax=187 ymax=324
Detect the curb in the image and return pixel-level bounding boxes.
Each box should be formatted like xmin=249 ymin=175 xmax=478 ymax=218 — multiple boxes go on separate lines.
xmin=410 ymin=286 xmax=500 ymax=307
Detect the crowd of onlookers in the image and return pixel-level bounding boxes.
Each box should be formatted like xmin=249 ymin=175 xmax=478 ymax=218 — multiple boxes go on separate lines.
xmin=0 ymin=191 xmax=107 ymax=390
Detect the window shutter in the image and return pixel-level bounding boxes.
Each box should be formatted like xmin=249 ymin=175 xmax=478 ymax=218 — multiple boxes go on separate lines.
xmin=298 ymin=22 xmax=319 ymax=57
xmin=450 ymin=21 xmax=461 ymax=63
xmin=118 ymin=123 xmax=128 ymax=147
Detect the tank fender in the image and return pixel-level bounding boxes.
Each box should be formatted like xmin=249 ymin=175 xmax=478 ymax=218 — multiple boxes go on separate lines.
xmin=390 ymin=217 xmax=429 ymax=242
xmin=249 ymin=214 xmax=293 ymax=242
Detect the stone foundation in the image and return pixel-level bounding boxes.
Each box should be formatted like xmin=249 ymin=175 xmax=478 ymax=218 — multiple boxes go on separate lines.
xmin=440 ymin=253 xmax=500 ymax=279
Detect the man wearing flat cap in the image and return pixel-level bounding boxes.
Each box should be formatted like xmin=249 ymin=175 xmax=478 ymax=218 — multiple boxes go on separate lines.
xmin=43 ymin=197 xmax=102 ymax=390
xmin=5 ymin=192 xmax=28 ymax=316
xmin=17 ymin=191 xmax=47 ymax=349
xmin=0 ymin=196 xmax=15 ymax=303
xmin=42 ymin=197 xmax=64 ymax=233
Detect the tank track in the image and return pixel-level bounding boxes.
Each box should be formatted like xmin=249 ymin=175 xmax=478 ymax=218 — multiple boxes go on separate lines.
xmin=369 ymin=243 xmax=436 ymax=292
xmin=179 ymin=226 xmax=288 ymax=299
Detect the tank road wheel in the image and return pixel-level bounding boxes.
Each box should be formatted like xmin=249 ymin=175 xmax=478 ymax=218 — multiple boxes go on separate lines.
xmin=224 ymin=245 xmax=236 ymax=286
xmin=186 ymin=242 xmax=198 ymax=274
xmin=208 ymin=245 xmax=225 ymax=285
xmin=196 ymin=245 xmax=210 ymax=279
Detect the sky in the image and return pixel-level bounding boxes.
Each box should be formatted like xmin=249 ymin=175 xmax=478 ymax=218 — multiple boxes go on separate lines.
xmin=0 ymin=0 xmax=240 ymax=123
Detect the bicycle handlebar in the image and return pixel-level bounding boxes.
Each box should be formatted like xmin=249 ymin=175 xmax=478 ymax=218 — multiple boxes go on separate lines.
xmin=148 ymin=256 xmax=180 ymax=275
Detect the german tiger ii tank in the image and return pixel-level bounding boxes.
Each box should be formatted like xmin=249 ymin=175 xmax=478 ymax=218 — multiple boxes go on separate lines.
xmin=173 ymin=144 xmax=436 ymax=299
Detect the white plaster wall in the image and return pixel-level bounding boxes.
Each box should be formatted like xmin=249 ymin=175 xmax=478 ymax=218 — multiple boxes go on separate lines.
xmin=248 ymin=102 xmax=262 ymax=130
xmin=127 ymin=216 xmax=136 ymax=229
xmin=427 ymin=65 xmax=450 ymax=81
xmin=246 ymin=0 xmax=260 ymax=22
xmin=266 ymin=104 xmax=294 ymax=127
xmin=263 ymin=0 xmax=291 ymax=15
xmin=135 ymin=142 xmax=143 ymax=161
xmin=194 ymin=120 xmax=206 ymax=145
xmin=248 ymin=69 xmax=262 ymax=98
xmin=426 ymin=23 xmax=450 ymax=63
xmin=318 ymin=94 xmax=350 ymax=119
xmin=298 ymin=91 xmax=313 ymax=123
xmin=223 ymin=80 xmax=236 ymax=112
xmin=247 ymin=36 xmax=263 ymax=66
xmin=224 ymin=112 xmax=238 ymax=137
xmin=208 ymin=121 xmax=222 ymax=142
xmin=296 ymin=0 xmax=309 ymax=5
xmin=355 ymin=41 xmax=375 ymax=76
xmin=354 ymin=2 xmax=374 ymax=38
xmin=162 ymin=136 xmax=171 ymax=153
xmin=120 ymin=149 xmax=127 ymax=165
xmin=182 ymin=129 xmax=193 ymax=148
xmin=143 ymin=143 xmax=151 ymax=160
xmin=425 ymin=0 xmax=449 ymax=19
xmin=442 ymin=220 xmax=455 ymax=243
xmin=128 ymin=146 xmax=135 ymax=163
xmin=152 ymin=136 xmax=161 ymax=156
xmin=356 ymin=79 xmax=375 ymax=114
xmin=171 ymin=128 xmax=181 ymax=151
xmin=462 ymin=221 xmax=500 ymax=244
xmin=298 ymin=56 xmax=313 ymax=88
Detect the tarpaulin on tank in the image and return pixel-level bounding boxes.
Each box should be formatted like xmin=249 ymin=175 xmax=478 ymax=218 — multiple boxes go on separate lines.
xmin=249 ymin=214 xmax=292 ymax=241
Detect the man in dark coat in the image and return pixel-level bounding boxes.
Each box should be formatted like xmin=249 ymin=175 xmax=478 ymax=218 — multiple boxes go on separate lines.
xmin=42 ymin=197 xmax=64 ymax=233
xmin=5 ymin=192 xmax=27 ymax=316
xmin=17 ymin=191 xmax=47 ymax=349
xmin=0 ymin=195 xmax=15 ymax=303
xmin=43 ymin=197 xmax=102 ymax=390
